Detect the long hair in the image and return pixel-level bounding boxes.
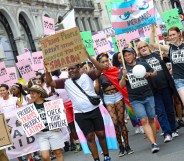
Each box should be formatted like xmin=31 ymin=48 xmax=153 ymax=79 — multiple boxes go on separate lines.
xmin=112 ymin=52 xmax=121 ymax=68
xmin=137 ymin=41 xmax=152 ymax=57
xmin=12 ymin=83 xmax=27 ymax=95
xmin=168 ymin=26 xmax=182 ymax=41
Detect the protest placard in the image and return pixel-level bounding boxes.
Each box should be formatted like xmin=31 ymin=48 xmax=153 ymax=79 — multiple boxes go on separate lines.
xmin=44 ymin=99 xmax=68 ymax=130
xmin=40 ymin=27 xmax=87 ymax=72
xmin=32 ymin=51 xmax=44 ymax=71
xmin=111 ymin=0 xmax=156 ymax=34
xmin=16 ymin=104 xmax=45 ymax=137
xmin=115 ymin=33 xmax=129 ymax=51
xmin=5 ymin=67 xmax=18 ymax=86
xmin=6 ymin=115 xmax=39 ymax=159
xmin=17 ymin=53 xmax=33 ymax=65
xmin=16 ymin=60 xmax=35 ymax=82
xmin=80 ymin=31 xmax=95 ymax=56
xmin=161 ymin=8 xmax=184 ymax=30
xmin=93 ymin=32 xmax=111 ymax=54
xmin=0 ymin=113 xmax=13 ymax=150
xmin=98 ymin=27 xmax=116 ymax=38
xmin=112 ymin=37 xmax=119 ymax=52
xmin=0 ymin=62 xmax=9 ymax=84
xmin=42 ymin=16 xmax=55 ymax=35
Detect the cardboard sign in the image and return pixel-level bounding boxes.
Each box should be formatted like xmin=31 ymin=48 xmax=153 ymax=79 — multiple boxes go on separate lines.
xmin=93 ymin=32 xmax=111 ymax=54
xmin=4 ymin=67 xmax=18 ymax=86
xmin=0 ymin=62 xmax=9 ymax=83
xmin=40 ymin=27 xmax=87 ymax=72
xmin=16 ymin=60 xmax=35 ymax=82
xmin=16 ymin=104 xmax=45 ymax=137
xmin=44 ymin=99 xmax=68 ymax=130
xmin=0 ymin=113 xmax=13 ymax=150
xmin=42 ymin=16 xmax=55 ymax=35
xmin=162 ymin=8 xmax=184 ymax=30
xmin=80 ymin=31 xmax=94 ymax=56
xmin=32 ymin=51 xmax=44 ymax=71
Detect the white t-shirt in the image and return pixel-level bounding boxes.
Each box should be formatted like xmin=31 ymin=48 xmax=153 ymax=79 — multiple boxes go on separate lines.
xmin=64 ymin=73 xmax=101 ymax=113
xmin=0 ymin=96 xmax=18 ymax=119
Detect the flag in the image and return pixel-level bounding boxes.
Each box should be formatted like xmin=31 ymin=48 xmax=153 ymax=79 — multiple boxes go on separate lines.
xmin=111 ymin=0 xmax=156 ymax=34
xmin=62 ymin=9 xmax=76 ymax=29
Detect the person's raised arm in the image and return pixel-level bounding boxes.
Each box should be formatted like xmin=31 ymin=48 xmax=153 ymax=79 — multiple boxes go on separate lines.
xmin=150 ymin=24 xmax=170 ymax=52
xmin=85 ymin=50 xmax=108 ymax=77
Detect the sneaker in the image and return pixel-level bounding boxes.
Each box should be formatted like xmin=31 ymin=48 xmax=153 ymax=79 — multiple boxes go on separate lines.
xmin=160 ymin=132 xmax=164 ymax=136
xmin=33 ymin=155 xmax=41 ymax=161
xmin=151 ymin=143 xmax=160 ymax=153
xmin=75 ymin=143 xmax=82 ymax=153
xmin=70 ymin=143 xmax=76 ymax=151
xmin=178 ymin=120 xmax=184 ymax=127
xmin=64 ymin=142 xmax=70 ymax=152
xmin=125 ymin=146 xmax=134 ymax=155
xmin=172 ymin=132 xmax=179 ymax=138
xmin=135 ymin=127 xmax=140 ymax=134
xmin=139 ymin=126 xmax=144 ymax=134
xmin=164 ymin=134 xmax=172 ymax=143
xmin=119 ymin=146 xmax=126 ymax=157
xmin=104 ymin=156 xmax=112 ymax=161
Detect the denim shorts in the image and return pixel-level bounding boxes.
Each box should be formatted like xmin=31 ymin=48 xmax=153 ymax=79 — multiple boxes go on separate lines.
xmin=130 ymin=96 xmax=155 ymax=119
xmin=174 ymin=79 xmax=184 ymax=91
xmin=103 ymin=91 xmax=123 ymax=105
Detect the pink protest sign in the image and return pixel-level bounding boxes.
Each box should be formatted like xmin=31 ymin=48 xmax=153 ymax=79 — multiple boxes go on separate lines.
xmin=126 ymin=30 xmax=140 ymax=41
xmin=115 ymin=34 xmax=129 ymax=51
xmin=4 ymin=67 xmax=18 ymax=86
xmin=17 ymin=53 xmax=33 ymax=64
xmin=32 ymin=51 xmax=44 ymax=71
xmin=42 ymin=16 xmax=55 ymax=35
xmin=142 ymin=24 xmax=162 ymax=38
xmin=16 ymin=103 xmax=45 ymax=137
xmin=92 ymin=33 xmax=111 ymax=54
xmin=0 ymin=62 xmax=9 ymax=83
xmin=16 ymin=60 xmax=36 ymax=82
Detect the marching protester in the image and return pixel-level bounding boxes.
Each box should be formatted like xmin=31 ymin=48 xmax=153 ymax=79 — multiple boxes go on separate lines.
xmin=28 ymin=85 xmax=65 ymax=161
xmin=45 ymin=52 xmax=113 ymax=161
xmin=119 ymin=48 xmax=160 ymax=153
xmin=150 ymin=25 xmax=184 ymax=107
xmin=137 ymin=40 xmax=178 ymax=142
xmin=94 ymin=52 xmax=133 ymax=157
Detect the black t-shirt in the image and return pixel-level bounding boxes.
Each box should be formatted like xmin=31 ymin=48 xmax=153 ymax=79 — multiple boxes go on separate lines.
xmin=34 ymin=101 xmax=49 ymax=131
xmin=120 ymin=60 xmax=153 ymax=102
xmin=139 ymin=52 xmax=168 ymax=91
xmin=169 ymin=43 xmax=184 ymax=79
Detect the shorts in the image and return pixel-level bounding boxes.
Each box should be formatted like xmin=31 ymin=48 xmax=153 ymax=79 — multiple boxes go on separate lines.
xmin=174 ymin=79 xmax=184 ymax=91
xmin=103 ymin=92 xmax=123 ymax=105
xmin=36 ymin=130 xmax=65 ymax=151
xmin=64 ymin=100 xmax=74 ymax=123
xmin=130 ymin=96 xmax=156 ymax=120
xmin=75 ymin=107 xmax=105 ymax=136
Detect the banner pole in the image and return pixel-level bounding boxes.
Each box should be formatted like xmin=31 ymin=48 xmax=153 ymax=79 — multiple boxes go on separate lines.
xmin=120 ymin=51 xmax=126 ymax=69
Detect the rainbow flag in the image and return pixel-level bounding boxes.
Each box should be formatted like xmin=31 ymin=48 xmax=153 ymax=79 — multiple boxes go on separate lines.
xmin=111 ymin=0 xmax=156 ymax=34
xmin=75 ymin=105 xmax=118 ymax=154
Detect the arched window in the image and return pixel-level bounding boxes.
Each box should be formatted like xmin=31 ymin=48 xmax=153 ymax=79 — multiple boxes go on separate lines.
xmin=0 ymin=12 xmax=18 ymax=66
xmin=19 ymin=14 xmax=36 ymax=52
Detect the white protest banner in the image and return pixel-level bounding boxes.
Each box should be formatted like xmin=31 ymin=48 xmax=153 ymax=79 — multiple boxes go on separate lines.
xmin=16 ymin=104 xmax=45 ymax=137
xmin=4 ymin=67 xmax=18 ymax=87
xmin=16 ymin=60 xmax=36 ymax=82
xmin=0 ymin=62 xmax=9 ymax=83
xmin=6 ymin=115 xmax=39 ymax=159
xmin=44 ymin=99 xmax=68 ymax=130
xmin=32 ymin=51 xmax=44 ymax=71
xmin=42 ymin=16 xmax=55 ymax=35
xmin=40 ymin=27 xmax=87 ymax=72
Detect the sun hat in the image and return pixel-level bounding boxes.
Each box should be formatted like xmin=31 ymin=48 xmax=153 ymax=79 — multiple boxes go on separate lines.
xmin=29 ymin=85 xmax=48 ymax=98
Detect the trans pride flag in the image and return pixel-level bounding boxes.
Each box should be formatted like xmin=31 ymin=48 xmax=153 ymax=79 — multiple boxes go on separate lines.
xmin=75 ymin=105 xmax=118 ymax=154
xmin=111 ymin=0 xmax=156 ymax=34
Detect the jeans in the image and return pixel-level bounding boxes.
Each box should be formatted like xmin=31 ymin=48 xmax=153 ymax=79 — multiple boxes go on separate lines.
xmin=154 ymin=87 xmax=176 ymax=136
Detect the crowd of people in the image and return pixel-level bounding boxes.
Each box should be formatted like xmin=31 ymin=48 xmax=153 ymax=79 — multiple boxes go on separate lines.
xmin=0 ymin=23 xmax=184 ymax=161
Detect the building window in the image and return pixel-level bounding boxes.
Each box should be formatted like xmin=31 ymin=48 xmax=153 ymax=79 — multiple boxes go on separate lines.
xmin=88 ymin=18 xmax=93 ymax=31
xmin=0 ymin=12 xmax=18 ymax=66
xmin=94 ymin=17 xmax=100 ymax=31
xmin=81 ymin=17 xmax=87 ymax=31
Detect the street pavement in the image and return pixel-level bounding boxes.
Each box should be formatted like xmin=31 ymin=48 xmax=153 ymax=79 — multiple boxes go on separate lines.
xmin=11 ymin=122 xmax=184 ymax=161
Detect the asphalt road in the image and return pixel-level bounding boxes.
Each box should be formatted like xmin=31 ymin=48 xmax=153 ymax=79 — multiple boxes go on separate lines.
xmin=11 ymin=121 xmax=184 ymax=161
